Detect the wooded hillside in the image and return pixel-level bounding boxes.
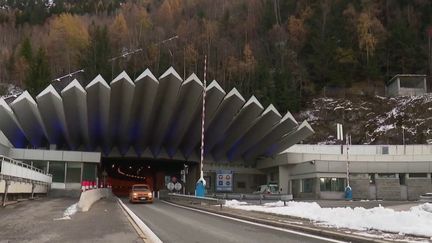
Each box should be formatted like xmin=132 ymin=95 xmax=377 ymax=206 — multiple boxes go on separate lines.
xmin=0 ymin=0 xmax=431 ymax=113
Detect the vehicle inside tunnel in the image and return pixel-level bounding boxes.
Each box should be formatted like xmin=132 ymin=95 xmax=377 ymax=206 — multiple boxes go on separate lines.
xmin=101 ymin=157 xmax=198 ymax=197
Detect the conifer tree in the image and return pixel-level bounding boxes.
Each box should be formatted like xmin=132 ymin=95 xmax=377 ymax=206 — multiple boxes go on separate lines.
xmin=25 ymin=47 xmax=51 ymax=95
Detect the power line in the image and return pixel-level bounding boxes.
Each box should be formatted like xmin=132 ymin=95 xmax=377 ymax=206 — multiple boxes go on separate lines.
xmin=51 ymin=69 xmax=85 ymax=82
xmin=108 ymin=48 xmax=144 ymax=62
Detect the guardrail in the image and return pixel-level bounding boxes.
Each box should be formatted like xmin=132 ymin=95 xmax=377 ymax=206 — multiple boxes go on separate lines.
xmin=0 ymin=155 xmax=52 ymax=184
xmin=166 ymin=193 xmax=226 ymax=208
xmin=211 ymin=193 xmax=293 ymax=201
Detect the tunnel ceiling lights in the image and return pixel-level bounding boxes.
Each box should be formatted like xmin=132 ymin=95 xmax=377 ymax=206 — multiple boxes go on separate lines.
xmin=117 ymin=167 xmax=146 ymax=180
xmin=0 ymin=67 xmax=314 ymax=162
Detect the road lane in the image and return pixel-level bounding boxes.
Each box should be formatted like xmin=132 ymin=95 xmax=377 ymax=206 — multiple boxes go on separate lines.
xmin=124 ymin=199 xmax=344 ymax=243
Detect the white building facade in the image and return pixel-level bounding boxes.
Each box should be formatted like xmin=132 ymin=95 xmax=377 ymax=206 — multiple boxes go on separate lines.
xmin=258 ymin=144 xmax=432 ymax=200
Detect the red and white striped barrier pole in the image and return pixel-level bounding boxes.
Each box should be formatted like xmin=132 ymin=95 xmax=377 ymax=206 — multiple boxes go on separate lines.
xmin=200 ymin=56 xmax=207 ymax=178
xmin=196 ymin=55 xmax=207 ymax=197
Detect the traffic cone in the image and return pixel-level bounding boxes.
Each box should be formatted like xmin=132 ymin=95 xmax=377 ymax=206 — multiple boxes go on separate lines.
xmin=85 ymin=181 xmax=89 ymax=190
xmin=81 ymin=181 xmax=85 ymax=192
xmin=93 ymin=181 xmax=96 ymax=189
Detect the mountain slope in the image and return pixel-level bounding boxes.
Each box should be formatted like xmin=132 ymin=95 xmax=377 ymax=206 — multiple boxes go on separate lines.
xmin=296 ymin=94 xmax=432 ymax=145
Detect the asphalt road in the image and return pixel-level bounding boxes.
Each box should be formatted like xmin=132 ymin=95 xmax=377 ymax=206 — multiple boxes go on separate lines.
xmin=124 ymin=199 xmax=344 ymax=243
xmin=0 ymin=197 xmax=140 ymax=243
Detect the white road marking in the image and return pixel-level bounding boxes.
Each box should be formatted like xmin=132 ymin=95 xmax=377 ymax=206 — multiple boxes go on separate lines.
xmin=118 ymin=198 xmax=163 ymax=243
xmin=161 ymin=200 xmax=346 ymax=243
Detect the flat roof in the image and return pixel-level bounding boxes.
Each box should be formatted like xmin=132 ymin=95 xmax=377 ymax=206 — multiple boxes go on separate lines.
xmin=387 ymin=74 xmax=427 ymax=86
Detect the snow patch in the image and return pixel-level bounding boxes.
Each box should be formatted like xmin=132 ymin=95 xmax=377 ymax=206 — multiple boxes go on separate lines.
xmin=374 ymin=124 xmax=395 ymax=133
xmin=225 ymin=200 xmax=432 ymax=237
xmin=54 ymin=203 xmax=78 ymax=220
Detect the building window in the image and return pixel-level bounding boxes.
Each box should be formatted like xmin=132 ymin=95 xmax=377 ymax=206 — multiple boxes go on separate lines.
xmin=300 ymin=178 xmax=314 ymax=193
xmin=66 ymin=162 xmax=82 ymax=183
xmin=23 ymin=160 xmax=32 ymax=166
xmin=320 ymin=178 xmax=345 ymax=192
xmin=32 ymin=160 xmax=48 ymax=173
xmin=382 ymin=146 xmax=389 ymax=154
xmin=237 ymin=182 xmax=246 ymax=189
xmin=378 ymin=173 xmax=396 ymax=178
xmin=409 ymin=173 xmax=428 ymax=178
xmin=82 ymin=163 xmax=97 ymax=181
xmin=270 ymin=172 xmax=275 ymax=182
xmin=369 ymin=174 xmax=376 ymax=184
xmin=49 ymin=161 xmax=65 ymax=183
xmin=399 ymin=173 xmax=406 ymax=185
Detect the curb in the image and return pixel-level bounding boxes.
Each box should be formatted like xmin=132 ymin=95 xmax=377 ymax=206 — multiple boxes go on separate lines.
xmin=117 ymin=198 xmax=162 ymax=243
xmin=164 ymin=200 xmax=391 ymax=243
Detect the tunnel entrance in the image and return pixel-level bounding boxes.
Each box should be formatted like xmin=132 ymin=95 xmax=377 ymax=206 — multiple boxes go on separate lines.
xmin=101 ymin=157 xmax=197 ymax=197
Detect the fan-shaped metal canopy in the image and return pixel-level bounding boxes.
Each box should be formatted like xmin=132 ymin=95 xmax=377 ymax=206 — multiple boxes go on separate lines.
xmin=0 ymin=67 xmax=313 ymax=163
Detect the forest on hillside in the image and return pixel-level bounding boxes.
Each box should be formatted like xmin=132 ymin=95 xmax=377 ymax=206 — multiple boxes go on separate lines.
xmin=0 ymin=0 xmax=431 ymax=113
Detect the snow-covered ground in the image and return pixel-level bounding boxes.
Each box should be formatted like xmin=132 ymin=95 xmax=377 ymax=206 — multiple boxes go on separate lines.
xmin=225 ymin=200 xmax=432 ymax=238
xmin=54 ymin=203 xmax=78 ymax=220
xmin=297 ymin=94 xmax=432 ymax=145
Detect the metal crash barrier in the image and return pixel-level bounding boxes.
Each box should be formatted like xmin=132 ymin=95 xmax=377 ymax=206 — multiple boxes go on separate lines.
xmin=212 ymin=193 xmax=293 ymax=201
xmin=166 ymin=193 xmax=226 ymax=208
xmin=210 ymin=193 xmax=293 ymax=205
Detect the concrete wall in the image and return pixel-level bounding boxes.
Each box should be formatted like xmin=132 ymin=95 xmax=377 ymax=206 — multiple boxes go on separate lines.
xmin=78 ymin=188 xmax=112 ymax=212
xmin=386 ymin=78 xmax=400 ymax=97
xmin=375 ymin=178 xmax=401 ymax=200
xmin=399 ymin=87 xmax=427 ymax=96
xmin=292 ymin=178 xmax=319 ymax=199
xmin=204 ymin=171 xmax=266 ymax=194
xmin=0 ymin=131 xmax=11 ymax=156
xmin=0 ymin=180 xmax=48 ymax=194
xmin=263 ymin=158 xmax=432 ymax=200
xmin=319 ymin=191 xmax=344 ymax=200
xmin=406 ymin=178 xmax=432 ymax=200
xmin=350 ymin=178 xmax=370 ymax=199
xmin=9 ymin=148 xmax=100 ymax=163
xmin=233 ymin=173 xmax=266 ymax=193
xmin=283 ymin=144 xmax=432 ymax=156
xmin=278 ymin=165 xmax=290 ymax=194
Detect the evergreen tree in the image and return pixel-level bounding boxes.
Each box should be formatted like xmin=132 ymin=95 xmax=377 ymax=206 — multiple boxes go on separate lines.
xmin=80 ymin=24 xmax=112 ymax=81
xmin=20 ymin=37 xmax=33 ymax=62
xmin=25 ymin=47 xmax=51 ymax=95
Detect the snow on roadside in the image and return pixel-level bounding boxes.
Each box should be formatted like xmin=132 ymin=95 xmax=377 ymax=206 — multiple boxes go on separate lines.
xmin=225 ymin=200 xmax=432 ymax=237
xmin=54 ymin=203 xmax=78 ymax=220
